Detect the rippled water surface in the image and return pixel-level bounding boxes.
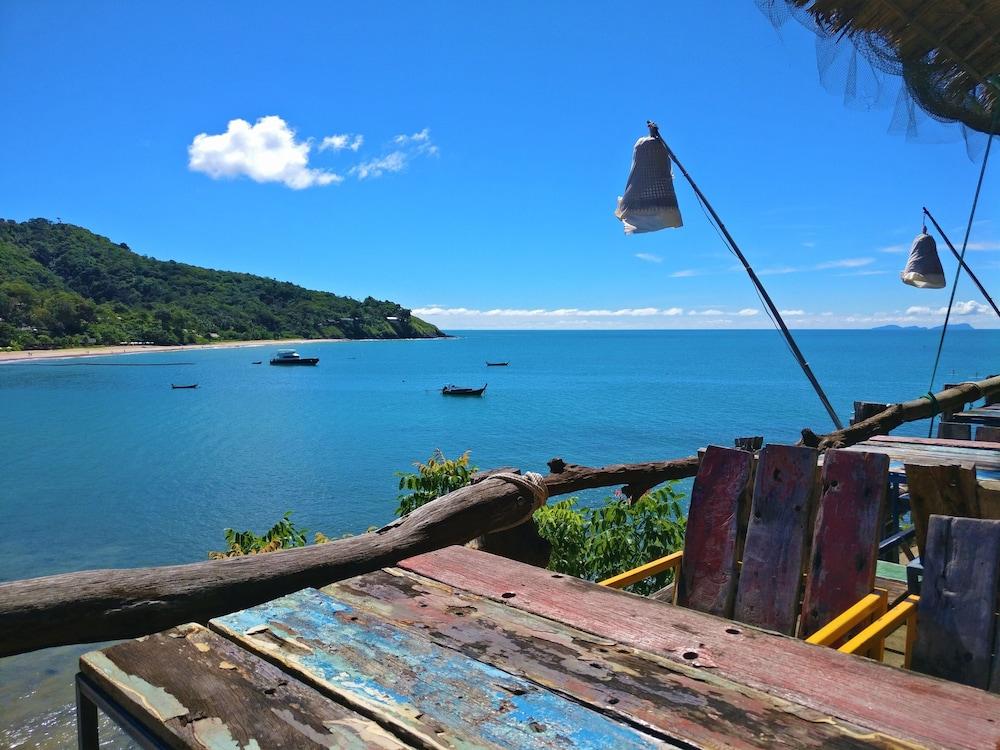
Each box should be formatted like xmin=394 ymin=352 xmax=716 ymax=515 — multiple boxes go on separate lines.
xmin=1 ymin=329 xmax=997 ymax=746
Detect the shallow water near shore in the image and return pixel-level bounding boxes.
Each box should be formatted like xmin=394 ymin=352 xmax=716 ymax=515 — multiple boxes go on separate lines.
xmin=1 ymin=328 xmax=997 ymax=747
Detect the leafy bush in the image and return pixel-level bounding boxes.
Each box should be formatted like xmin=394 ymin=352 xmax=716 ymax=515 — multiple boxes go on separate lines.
xmin=395 ymin=450 xmax=477 ymax=516
xmin=209 ymin=511 xmax=310 ymax=558
xmin=535 ymin=487 xmax=686 ymax=596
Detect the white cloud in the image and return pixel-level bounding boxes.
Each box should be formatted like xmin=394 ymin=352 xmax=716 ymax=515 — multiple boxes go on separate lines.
xmin=670 ymin=268 xmax=702 ymax=277
xmin=412 ymin=306 xmax=684 ymax=318
xmin=688 ymin=309 xmax=725 ymax=316
xmin=635 ymin=253 xmax=662 ymax=263
xmin=780 ymin=309 xmax=805 ymax=316
xmin=968 ymin=241 xmax=1000 ymax=251
xmin=320 ymin=133 xmax=363 ymax=152
xmin=759 ymin=266 xmax=800 ymax=275
xmin=880 ymin=244 xmax=907 ymax=254
xmin=188 ymin=116 xmax=342 ymax=189
xmin=350 ymin=127 xmax=438 ymax=180
xmin=737 ymin=308 xmax=760 ymax=316
xmin=905 ymin=300 xmax=990 ymax=316
xmin=816 ymin=257 xmax=875 ymax=269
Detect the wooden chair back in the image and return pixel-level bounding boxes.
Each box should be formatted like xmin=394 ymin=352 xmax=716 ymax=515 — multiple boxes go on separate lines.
xmin=905 ymin=463 xmax=981 ymax=558
xmin=911 ymin=515 xmax=1000 ymax=691
xmin=937 ymin=422 xmax=972 ymax=440
xmin=676 ymin=445 xmax=889 ymax=637
xmin=978 ymin=425 xmax=1000 ymax=442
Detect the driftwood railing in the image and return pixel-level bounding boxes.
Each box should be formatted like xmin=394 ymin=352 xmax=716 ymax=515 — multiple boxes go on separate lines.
xmin=1 ymin=373 xmax=998 ymax=658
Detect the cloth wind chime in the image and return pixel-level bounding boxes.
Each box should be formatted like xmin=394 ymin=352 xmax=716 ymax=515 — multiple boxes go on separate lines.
xmin=900 ymin=229 xmax=945 ymax=289
xmin=615 ymin=121 xmax=844 ymax=430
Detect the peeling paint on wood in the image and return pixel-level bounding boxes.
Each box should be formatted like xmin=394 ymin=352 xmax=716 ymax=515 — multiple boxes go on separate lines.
xmin=323 ymin=568 xmax=890 ymax=749
xmin=400 ymin=545 xmax=1000 ymax=750
xmin=212 ymin=588 xmax=673 ymax=749
xmin=80 ymin=622 xmax=411 ymax=749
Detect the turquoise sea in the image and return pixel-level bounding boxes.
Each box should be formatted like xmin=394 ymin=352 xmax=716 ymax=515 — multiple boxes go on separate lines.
xmin=1 ymin=328 xmax=998 ymax=747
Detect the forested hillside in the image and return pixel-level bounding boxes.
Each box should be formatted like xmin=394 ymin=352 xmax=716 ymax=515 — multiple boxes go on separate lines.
xmin=0 ymin=219 xmax=444 ymax=348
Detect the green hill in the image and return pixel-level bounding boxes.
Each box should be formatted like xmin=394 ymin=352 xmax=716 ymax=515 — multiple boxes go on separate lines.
xmin=0 ymin=218 xmax=444 ymax=349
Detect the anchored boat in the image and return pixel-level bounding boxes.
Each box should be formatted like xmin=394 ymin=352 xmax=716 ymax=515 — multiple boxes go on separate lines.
xmin=269 ymin=349 xmax=319 ymax=366
xmin=442 ymin=384 xmax=487 ymax=396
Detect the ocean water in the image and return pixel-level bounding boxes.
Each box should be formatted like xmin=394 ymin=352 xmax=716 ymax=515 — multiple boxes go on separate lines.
xmin=1 ymin=328 xmax=997 ymax=746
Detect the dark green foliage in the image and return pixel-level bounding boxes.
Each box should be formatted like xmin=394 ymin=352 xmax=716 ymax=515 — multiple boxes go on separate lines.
xmin=534 ymin=488 xmax=686 ymax=595
xmin=396 ymin=450 xmax=477 ymax=516
xmin=0 ymin=218 xmax=444 ymax=349
xmin=209 ymin=511 xmax=309 ymax=558
xmin=394 ymin=450 xmax=687 ymax=595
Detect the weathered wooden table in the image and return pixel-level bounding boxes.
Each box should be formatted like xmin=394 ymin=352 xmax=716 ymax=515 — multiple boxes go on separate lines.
xmin=77 ymin=545 xmax=1000 ymax=750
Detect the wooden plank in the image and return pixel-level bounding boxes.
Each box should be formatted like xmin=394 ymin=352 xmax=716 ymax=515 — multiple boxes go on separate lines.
xmin=868 ymin=434 xmax=1000 ymax=450
xmin=937 ymin=422 xmax=972 ymax=440
xmin=977 ymin=425 xmax=1000 ymax=442
xmin=732 ymin=444 xmax=819 ymax=635
xmin=80 ymin=622 xmax=412 ymax=749
xmin=676 ymin=445 xmax=751 ymax=618
xmin=401 ymin=545 xmax=1000 ymax=750
xmin=911 ymin=516 xmax=1000 ymax=692
xmin=799 ymin=450 xmax=888 ymax=638
xmin=322 ymin=568 xmax=885 ymax=750
xmin=905 ymin=463 xmax=980 ymax=557
xmin=979 ymin=479 xmax=1000 ymax=520
xmin=211 ymin=588 xmax=673 ymax=750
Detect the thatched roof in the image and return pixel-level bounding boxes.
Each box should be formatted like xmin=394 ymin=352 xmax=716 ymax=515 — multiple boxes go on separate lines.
xmin=759 ymin=0 xmax=999 ymax=134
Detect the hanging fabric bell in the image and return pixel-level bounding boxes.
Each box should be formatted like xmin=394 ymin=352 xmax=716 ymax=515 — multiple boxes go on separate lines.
xmin=900 ymin=232 xmax=946 ymax=288
xmin=615 ymin=133 xmax=683 ymax=234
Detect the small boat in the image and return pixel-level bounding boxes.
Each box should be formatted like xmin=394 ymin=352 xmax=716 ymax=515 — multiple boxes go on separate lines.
xmin=486 ymin=361 xmax=509 ymax=367
xmin=171 ymin=384 xmax=198 ymax=389
xmin=251 ymin=361 xmax=262 ymax=365
xmin=269 ymin=349 xmax=319 ymax=366
xmin=442 ymin=384 xmax=487 ymax=396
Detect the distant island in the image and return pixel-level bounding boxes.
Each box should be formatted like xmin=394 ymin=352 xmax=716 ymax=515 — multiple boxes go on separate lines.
xmin=0 ymin=219 xmax=444 ymax=349
xmin=872 ymin=323 xmax=976 ymax=331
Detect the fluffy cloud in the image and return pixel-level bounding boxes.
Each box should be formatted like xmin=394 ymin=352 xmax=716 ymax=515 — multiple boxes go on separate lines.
xmin=351 ymin=128 xmax=438 ymax=180
xmin=737 ymin=308 xmax=760 ymax=316
xmin=320 ymin=133 xmax=363 ymax=152
xmin=188 ymin=116 xmax=342 ymax=189
xmin=905 ymin=300 xmax=991 ymax=316
xmin=412 ymin=306 xmax=683 ymax=318
xmin=635 ymin=253 xmax=662 ymax=263
xmin=780 ymin=309 xmax=806 ymax=316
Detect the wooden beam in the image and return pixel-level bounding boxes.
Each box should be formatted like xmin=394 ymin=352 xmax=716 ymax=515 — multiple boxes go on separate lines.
xmin=802 ymin=374 xmax=1000 ymax=450
xmin=0 ymin=473 xmax=546 ymax=657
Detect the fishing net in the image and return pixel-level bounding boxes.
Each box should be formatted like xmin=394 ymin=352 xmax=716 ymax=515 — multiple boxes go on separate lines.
xmin=615 ymin=135 xmax=683 ymax=234
xmin=755 ymin=0 xmax=1000 ymax=158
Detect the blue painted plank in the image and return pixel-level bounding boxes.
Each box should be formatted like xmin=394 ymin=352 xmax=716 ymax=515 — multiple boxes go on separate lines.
xmin=212 ymin=588 xmax=671 ymax=750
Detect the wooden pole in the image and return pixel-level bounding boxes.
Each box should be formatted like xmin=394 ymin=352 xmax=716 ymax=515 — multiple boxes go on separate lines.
xmin=802 ymin=374 xmax=1000 ymax=451
xmin=648 ymin=120 xmax=844 ymax=431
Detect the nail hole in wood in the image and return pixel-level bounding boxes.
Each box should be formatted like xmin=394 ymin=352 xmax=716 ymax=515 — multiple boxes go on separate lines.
xmin=682 ymin=651 xmax=698 ymax=660
xmin=501 ymin=592 xmax=516 ymax=599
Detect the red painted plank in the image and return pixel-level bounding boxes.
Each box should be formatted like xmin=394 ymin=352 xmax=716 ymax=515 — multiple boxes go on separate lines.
xmin=912 ymin=515 xmax=1000 ymax=692
xmin=733 ymin=444 xmax=819 ymax=635
xmin=799 ymin=450 xmax=888 ymax=638
xmin=676 ymin=445 xmax=751 ymax=618
xmin=400 ymin=545 xmax=1000 ymax=750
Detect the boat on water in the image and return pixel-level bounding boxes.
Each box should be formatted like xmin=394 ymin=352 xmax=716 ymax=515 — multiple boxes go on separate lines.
xmin=251 ymin=361 xmax=262 ymax=365
xmin=269 ymin=349 xmax=319 ymax=366
xmin=486 ymin=361 xmax=509 ymax=367
xmin=170 ymin=384 xmax=198 ymax=389
xmin=442 ymin=384 xmax=487 ymax=396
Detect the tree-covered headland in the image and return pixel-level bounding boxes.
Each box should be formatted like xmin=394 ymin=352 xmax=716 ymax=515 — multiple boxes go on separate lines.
xmin=0 ymin=218 xmax=444 ymax=349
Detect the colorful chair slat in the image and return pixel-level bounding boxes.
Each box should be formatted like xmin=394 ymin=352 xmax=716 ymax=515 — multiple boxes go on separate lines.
xmin=834 ymin=515 xmax=1000 ymax=692
xmin=602 ymin=444 xmax=890 ymax=640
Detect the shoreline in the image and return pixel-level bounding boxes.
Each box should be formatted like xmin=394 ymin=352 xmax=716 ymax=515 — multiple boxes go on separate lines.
xmin=0 ymin=338 xmax=350 ymax=364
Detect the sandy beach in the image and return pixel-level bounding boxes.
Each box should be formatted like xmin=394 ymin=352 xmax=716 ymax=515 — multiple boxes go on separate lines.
xmin=0 ymin=338 xmax=348 ymax=364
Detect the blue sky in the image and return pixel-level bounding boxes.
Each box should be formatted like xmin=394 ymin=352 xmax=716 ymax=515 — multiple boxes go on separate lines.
xmin=1 ymin=1 xmax=997 ymax=329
